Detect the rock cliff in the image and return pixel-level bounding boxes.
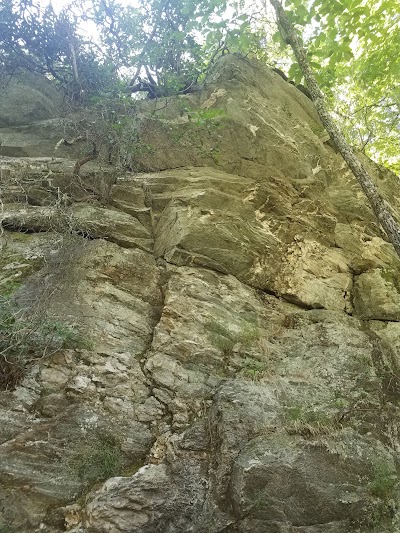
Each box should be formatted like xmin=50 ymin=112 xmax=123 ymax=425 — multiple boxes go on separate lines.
xmin=1 ymin=56 xmax=400 ymax=533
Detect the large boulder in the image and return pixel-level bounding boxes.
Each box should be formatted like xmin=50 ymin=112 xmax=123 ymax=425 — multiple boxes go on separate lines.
xmin=0 ymin=71 xmax=64 ymax=128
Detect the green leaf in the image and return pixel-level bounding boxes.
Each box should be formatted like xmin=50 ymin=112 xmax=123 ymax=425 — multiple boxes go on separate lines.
xmin=288 ymin=62 xmax=303 ymax=84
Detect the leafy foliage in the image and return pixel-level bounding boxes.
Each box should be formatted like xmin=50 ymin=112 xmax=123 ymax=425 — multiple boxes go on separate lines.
xmin=368 ymin=460 xmax=398 ymax=499
xmin=88 ymin=0 xmax=266 ymax=97
xmin=239 ymin=357 xmax=269 ymax=380
xmin=0 ymin=0 xmax=117 ymax=99
xmin=276 ymin=0 xmax=400 ymax=172
xmin=205 ymin=319 xmax=261 ymax=357
xmin=0 ymin=0 xmax=265 ymax=100
xmin=0 ymin=0 xmax=398 ymax=170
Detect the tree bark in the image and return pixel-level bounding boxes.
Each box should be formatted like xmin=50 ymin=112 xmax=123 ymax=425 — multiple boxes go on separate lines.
xmin=69 ymin=42 xmax=79 ymax=84
xmin=73 ymin=143 xmax=98 ymax=177
xmin=269 ymin=0 xmax=400 ymax=257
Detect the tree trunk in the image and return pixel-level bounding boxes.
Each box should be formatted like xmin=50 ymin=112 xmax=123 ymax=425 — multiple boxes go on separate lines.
xmin=73 ymin=143 xmax=98 ymax=177
xmin=69 ymin=42 xmax=79 ymax=84
xmin=269 ymin=0 xmax=400 ymax=257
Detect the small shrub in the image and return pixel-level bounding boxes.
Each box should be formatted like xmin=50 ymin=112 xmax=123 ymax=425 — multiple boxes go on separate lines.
xmin=283 ymin=404 xmax=340 ymax=438
xmin=64 ymin=92 xmax=150 ymax=172
xmin=239 ymin=357 xmax=269 ymax=381
xmin=238 ymin=325 xmax=261 ymax=344
xmin=212 ymin=335 xmax=236 ymax=356
xmin=205 ymin=320 xmax=237 ymax=356
xmin=0 ymin=296 xmax=91 ymax=390
xmin=284 ymin=405 xmax=304 ymax=422
xmin=185 ymin=107 xmax=226 ymax=127
xmin=41 ymin=321 xmax=92 ymax=350
xmin=205 ymin=319 xmax=261 ymax=357
xmin=1 ymin=279 xmax=22 ymax=297
xmin=67 ymin=432 xmax=123 ymax=489
xmin=368 ymin=461 xmax=398 ymax=499
xmin=204 ymin=320 xmax=232 ymax=338
xmin=284 ymin=404 xmax=334 ymax=424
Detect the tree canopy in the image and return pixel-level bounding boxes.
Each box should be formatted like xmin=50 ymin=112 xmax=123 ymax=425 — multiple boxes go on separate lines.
xmin=276 ymin=0 xmax=400 ymax=173
xmin=0 ymin=0 xmax=398 ymax=172
xmin=0 ymin=0 xmax=119 ymax=98
xmin=0 ymin=0 xmax=262 ymax=99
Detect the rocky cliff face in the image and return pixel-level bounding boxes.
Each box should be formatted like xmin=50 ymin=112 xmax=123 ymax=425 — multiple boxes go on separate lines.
xmin=1 ymin=56 xmax=400 ymax=533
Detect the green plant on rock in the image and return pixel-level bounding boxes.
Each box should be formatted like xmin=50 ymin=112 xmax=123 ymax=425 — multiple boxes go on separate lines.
xmin=284 ymin=404 xmax=334 ymax=425
xmin=239 ymin=324 xmax=262 ymax=344
xmin=368 ymin=460 xmax=398 ymax=500
xmin=212 ymin=334 xmax=237 ymax=356
xmin=332 ymin=396 xmax=348 ymax=410
xmin=283 ymin=403 xmax=340 ymax=438
xmin=67 ymin=432 xmax=123 ymax=489
xmin=41 ymin=320 xmax=92 ymax=350
xmin=205 ymin=319 xmax=261 ymax=357
xmin=0 ymin=280 xmax=22 ymax=298
xmin=170 ymin=105 xmax=226 ymax=163
xmin=185 ymin=107 xmax=226 ymax=128
xmin=205 ymin=320 xmax=237 ymax=356
xmin=239 ymin=357 xmax=270 ymax=381
xmin=63 ymin=91 xmax=144 ymax=172
xmin=284 ymin=404 xmax=304 ymax=422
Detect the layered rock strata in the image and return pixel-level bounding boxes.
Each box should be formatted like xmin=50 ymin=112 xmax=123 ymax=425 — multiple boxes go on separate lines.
xmin=1 ymin=56 xmax=400 ymax=532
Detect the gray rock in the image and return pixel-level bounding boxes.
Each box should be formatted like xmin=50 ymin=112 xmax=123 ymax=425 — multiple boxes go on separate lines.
xmin=1 ymin=55 xmax=400 ymax=533
xmin=232 ymin=430 xmax=395 ymax=531
xmin=0 ymin=72 xmax=64 ymax=128
xmin=353 ymin=269 xmax=400 ymax=320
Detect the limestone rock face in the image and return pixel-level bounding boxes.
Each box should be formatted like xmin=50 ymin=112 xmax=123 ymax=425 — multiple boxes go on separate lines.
xmin=0 ymin=72 xmax=64 ymax=128
xmin=0 ymin=73 xmax=72 ymax=158
xmin=353 ymin=269 xmax=400 ymax=320
xmin=1 ymin=56 xmax=400 ymax=533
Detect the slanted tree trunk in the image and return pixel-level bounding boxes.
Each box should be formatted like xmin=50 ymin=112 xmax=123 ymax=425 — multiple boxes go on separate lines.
xmin=73 ymin=143 xmax=98 ymax=177
xmin=69 ymin=42 xmax=79 ymax=84
xmin=269 ymin=0 xmax=400 ymax=257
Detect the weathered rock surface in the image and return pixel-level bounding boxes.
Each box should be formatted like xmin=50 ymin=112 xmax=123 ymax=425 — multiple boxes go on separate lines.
xmin=1 ymin=203 xmax=153 ymax=251
xmin=0 ymin=72 xmax=64 ymax=128
xmin=1 ymin=55 xmax=400 ymax=533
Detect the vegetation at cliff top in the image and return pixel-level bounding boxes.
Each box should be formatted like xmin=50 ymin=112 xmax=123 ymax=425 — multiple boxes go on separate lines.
xmin=0 ymin=0 xmax=398 ymax=173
